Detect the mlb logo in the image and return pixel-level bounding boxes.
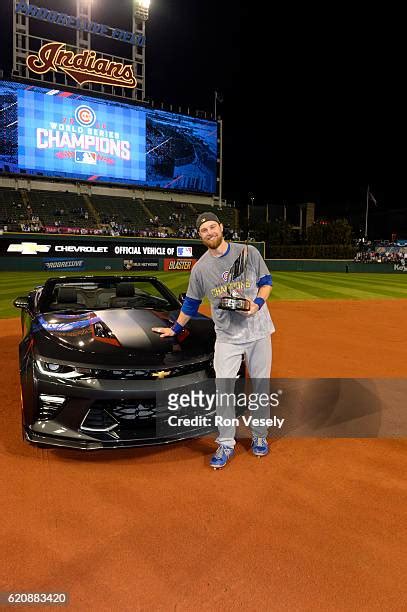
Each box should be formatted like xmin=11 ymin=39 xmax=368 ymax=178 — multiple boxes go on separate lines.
xmin=75 ymin=150 xmax=97 ymax=164
xmin=177 ymin=246 xmax=193 ymax=257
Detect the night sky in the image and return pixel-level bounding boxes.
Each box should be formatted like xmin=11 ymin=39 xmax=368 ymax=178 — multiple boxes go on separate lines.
xmin=146 ymin=4 xmax=404 ymax=212
xmin=1 ymin=1 xmax=406 ymax=236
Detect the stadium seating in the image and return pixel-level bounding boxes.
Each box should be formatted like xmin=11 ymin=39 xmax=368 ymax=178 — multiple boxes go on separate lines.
xmin=144 ymin=200 xmax=238 ymax=232
xmin=89 ymin=195 xmax=150 ymax=230
xmin=0 ymin=185 xmax=239 ymax=237
xmin=355 ymin=240 xmax=407 ymax=263
xmin=0 ymin=187 xmax=26 ymax=231
xmin=26 ymin=190 xmax=96 ymax=228
xmin=194 ymin=202 xmax=238 ymax=231
xmin=144 ymin=200 xmax=192 ymax=227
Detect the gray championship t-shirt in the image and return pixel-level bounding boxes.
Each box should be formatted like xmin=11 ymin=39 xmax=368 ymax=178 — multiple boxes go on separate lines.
xmin=186 ymin=243 xmax=275 ymax=343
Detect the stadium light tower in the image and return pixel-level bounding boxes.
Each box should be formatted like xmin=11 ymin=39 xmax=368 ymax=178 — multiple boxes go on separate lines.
xmin=76 ymin=0 xmax=92 ymax=50
xmin=134 ymin=0 xmax=151 ymax=20
xmin=133 ymin=0 xmax=150 ymax=100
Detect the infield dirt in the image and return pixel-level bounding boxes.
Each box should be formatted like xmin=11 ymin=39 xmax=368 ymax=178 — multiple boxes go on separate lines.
xmin=1 ymin=299 xmax=407 ymax=611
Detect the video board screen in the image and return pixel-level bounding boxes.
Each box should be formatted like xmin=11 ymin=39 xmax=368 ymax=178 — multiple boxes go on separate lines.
xmin=0 ymin=81 xmax=217 ymax=194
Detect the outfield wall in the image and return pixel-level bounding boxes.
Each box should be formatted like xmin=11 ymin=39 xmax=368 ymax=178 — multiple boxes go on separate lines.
xmin=1 ymin=235 xmax=404 ymax=274
xmin=0 ymin=234 xmax=265 ymax=272
xmin=266 ymin=259 xmax=407 ymax=273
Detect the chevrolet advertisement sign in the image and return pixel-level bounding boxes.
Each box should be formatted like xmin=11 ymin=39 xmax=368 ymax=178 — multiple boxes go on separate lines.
xmin=2 ymin=237 xmax=207 ymax=259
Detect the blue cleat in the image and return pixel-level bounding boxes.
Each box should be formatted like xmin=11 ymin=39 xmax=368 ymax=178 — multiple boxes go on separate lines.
xmin=252 ymin=437 xmax=269 ymax=457
xmin=210 ymin=445 xmax=235 ymax=469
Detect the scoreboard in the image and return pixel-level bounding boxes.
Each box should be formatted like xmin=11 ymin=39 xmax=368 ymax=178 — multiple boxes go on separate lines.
xmin=0 ymin=80 xmax=217 ymax=194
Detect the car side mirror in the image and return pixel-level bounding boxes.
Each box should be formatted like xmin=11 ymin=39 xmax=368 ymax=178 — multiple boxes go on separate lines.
xmin=14 ymin=296 xmax=29 ymax=309
xmin=178 ymin=292 xmax=186 ymax=304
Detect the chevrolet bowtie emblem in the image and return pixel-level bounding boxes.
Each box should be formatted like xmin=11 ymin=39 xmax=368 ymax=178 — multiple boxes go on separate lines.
xmin=7 ymin=242 xmax=51 ymax=255
xmin=152 ymin=370 xmax=171 ymax=379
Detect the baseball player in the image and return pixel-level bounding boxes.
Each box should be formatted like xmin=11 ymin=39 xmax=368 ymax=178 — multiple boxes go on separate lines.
xmin=153 ymin=212 xmax=275 ymax=468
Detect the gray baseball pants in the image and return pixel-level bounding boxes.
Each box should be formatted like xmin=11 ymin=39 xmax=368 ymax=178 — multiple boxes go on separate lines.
xmin=213 ymin=336 xmax=272 ymax=448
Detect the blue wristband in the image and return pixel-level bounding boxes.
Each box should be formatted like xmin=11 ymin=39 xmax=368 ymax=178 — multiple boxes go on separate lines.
xmin=171 ymin=322 xmax=184 ymax=334
xmin=253 ymin=297 xmax=265 ymax=310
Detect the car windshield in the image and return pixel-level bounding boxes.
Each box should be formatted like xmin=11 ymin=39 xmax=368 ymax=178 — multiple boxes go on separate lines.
xmin=41 ymin=278 xmax=175 ymax=312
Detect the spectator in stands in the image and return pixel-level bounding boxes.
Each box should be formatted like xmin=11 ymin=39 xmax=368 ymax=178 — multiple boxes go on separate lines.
xmin=354 ymin=240 xmax=407 ymax=263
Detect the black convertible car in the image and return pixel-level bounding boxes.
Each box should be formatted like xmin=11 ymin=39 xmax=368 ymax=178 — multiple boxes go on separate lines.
xmin=14 ymin=275 xmax=230 ymax=450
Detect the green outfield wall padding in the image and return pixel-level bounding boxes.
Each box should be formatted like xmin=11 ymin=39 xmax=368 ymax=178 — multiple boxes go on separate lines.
xmin=266 ymin=259 xmax=351 ymax=272
xmin=266 ymin=260 xmax=407 ymax=273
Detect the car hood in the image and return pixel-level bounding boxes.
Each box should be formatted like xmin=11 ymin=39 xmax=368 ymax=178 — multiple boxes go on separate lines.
xmin=33 ymin=309 xmax=215 ymax=367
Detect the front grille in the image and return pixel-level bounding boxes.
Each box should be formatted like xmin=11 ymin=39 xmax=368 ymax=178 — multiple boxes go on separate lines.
xmin=84 ymin=361 xmax=211 ymax=380
xmin=111 ymin=401 xmax=155 ymax=421
xmin=81 ymin=400 xmax=156 ymax=433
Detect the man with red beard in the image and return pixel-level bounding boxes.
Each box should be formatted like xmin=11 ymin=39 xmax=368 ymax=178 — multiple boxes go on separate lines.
xmin=152 ymin=212 xmax=275 ymax=468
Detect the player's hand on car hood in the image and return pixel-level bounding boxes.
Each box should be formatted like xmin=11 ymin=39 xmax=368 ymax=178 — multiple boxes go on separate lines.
xmin=152 ymin=327 xmax=176 ymax=338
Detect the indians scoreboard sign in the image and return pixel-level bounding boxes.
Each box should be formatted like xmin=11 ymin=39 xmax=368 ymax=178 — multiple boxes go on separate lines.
xmin=27 ymin=42 xmax=137 ymax=89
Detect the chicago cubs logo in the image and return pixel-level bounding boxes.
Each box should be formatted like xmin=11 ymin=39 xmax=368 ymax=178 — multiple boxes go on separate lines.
xmin=75 ymin=105 xmax=96 ymax=127
xmin=221 ymin=271 xmax=229 ymax=282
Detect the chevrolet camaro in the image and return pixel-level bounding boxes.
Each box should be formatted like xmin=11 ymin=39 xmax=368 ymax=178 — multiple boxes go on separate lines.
xmin=14 ymin=275 xmax=235 ymax=450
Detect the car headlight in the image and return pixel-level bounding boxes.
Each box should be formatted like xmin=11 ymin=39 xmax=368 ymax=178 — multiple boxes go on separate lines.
xmin=36 ymin=360 xmax=85 ymax=379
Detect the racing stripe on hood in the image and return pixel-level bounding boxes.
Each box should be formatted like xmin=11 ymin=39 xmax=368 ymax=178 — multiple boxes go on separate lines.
xmin=96 ymin=309 xmax=166 ymax=349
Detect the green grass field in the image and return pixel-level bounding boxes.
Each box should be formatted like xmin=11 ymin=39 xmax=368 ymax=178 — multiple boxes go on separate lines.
xmin=0 ymin=271 xmax=406 ymax=319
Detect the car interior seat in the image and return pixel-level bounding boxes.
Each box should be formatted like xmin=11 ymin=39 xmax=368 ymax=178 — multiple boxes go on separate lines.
xmin=49 ymin=287 xmax=87 ymax=310
xmin=108 ymin=282 xmax=138 ymax=308
xmin=95 ymin=288 xmax=117 ymax=308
